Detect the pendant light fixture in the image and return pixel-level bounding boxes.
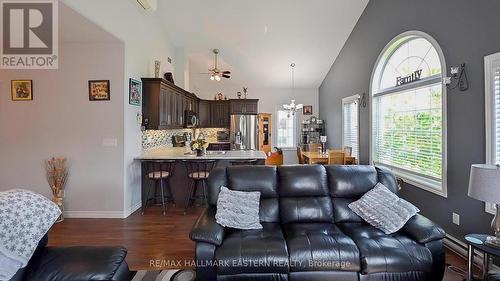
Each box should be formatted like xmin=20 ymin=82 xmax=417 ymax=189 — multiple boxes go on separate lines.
xmin=283 ymin=63 xmax=303 ymax=117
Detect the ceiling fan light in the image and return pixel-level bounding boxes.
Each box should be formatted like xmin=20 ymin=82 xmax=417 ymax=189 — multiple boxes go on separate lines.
xmin=210 ymin=75 xmax=215 ymax=81
xmin=215 ymin=75 xmax=221 ymax=81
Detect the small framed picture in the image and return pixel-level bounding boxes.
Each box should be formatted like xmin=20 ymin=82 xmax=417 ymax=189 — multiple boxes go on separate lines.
xmin=303 ymin=105 xmax=313 ymax=115
xmin=88 ymin=80 xmax=110 ymax=101
xmin=11 ymin=80 xmax=33 ymax=101
xmin=129 ymin=78 xmax=141 ymax=106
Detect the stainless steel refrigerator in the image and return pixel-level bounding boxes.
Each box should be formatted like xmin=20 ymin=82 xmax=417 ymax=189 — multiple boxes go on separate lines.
xmin=230 ymin=115 xmax=258 ymax=150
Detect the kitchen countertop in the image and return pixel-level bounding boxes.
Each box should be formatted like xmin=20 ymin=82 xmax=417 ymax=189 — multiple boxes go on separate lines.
xmin=135 ymin=147 xmax=267 ymax=160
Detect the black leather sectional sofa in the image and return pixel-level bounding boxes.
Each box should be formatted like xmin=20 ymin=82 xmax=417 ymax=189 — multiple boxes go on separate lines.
xmin=190 ymin=165 xmax=446 ymax=281
xmin=9 ymin=234 xmax=131 ymax=281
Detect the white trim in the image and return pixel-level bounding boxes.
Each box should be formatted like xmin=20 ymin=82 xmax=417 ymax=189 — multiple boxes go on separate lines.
xmin=484 ymin=52 xmax=500 ymax=215
xmin=64 ymin=210 xmax=125 ymax=219
xmin=341 ymin=94 xmax=360 ymax=159
xmin=369 ymin=30 xmax=448 ymax=198
xmin=124 ymin=201 xmax=142 ymax=218
xmin=64 ymin=202 xmax=142 ymax=219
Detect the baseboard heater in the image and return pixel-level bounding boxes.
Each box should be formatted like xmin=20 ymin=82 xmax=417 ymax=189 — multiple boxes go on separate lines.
xmin=444 ymin=233 xmax=498 ymax=271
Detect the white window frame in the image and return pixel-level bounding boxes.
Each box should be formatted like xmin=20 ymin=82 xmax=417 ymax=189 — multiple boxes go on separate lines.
xmin=369 ymin=30 xmax=448 ymax=198
xmin=484 ymin=52 xmax=500 ymax=215
xmin=342 ymin=94 xmax=360 ymax=159
xmin=274 ymin=107 xmax=298 ymax=149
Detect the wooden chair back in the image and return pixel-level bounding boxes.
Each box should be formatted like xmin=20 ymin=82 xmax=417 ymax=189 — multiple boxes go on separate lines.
xmin=343 ymin=146 xmax=353 ymax=157
xmin=297 ymin=147 xmax=305 ymax=164
xmin=328 ymin=151 xmax=346 ymax=165
xmin=308 ymin=143 xmax=321 ymax=152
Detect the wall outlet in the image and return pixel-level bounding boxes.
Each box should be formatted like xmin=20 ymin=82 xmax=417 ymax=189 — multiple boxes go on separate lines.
xmin=102 ymin=138 xmax=118 ymax=147
xmin=452 ymin=212 xmax=460 ymax=225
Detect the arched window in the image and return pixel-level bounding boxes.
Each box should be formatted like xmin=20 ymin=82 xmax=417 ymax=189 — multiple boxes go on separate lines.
xmin=371 ymin=31 xmax=447 ymax=196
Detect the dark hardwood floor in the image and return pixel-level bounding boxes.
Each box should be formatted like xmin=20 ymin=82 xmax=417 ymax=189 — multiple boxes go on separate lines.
xmin=49 ymin=206 xmax=475 ymax=278
xmin=49 ymin=206 xmax=203 ymax=271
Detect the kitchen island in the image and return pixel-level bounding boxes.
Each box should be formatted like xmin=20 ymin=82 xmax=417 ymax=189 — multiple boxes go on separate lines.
xmin=135 ymin=147 xmax=267 ymax=210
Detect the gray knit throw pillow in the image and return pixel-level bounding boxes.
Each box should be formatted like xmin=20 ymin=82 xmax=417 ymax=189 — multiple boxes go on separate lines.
xmin=348 ymin=183 xmax=419 ymax=234
xmin=215 ymin=186 xmax=262 ymax=230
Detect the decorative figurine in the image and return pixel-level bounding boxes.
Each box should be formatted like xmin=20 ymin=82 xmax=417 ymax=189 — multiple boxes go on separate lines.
xmin=243 ymin=87 xmax=248 ymax=99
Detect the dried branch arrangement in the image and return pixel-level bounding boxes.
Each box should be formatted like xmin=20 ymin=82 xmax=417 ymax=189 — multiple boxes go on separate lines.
xmin=45 ymin=156 xmax=68 ymax=223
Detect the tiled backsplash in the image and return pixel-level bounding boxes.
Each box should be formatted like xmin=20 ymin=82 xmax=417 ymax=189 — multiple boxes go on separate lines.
xmin=142 ymin=128 xmax=229 ymax=150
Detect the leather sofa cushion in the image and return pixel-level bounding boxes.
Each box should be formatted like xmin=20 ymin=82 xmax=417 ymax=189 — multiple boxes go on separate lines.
xmin=279 ymin=165 xmax=328 ymax=197
xmin=215 ymin=223 xmax=289 ymax=275
xmin=338 ymin=223 xmax=433 ymax=274
xmin=326 ymin=165 xmax=399 ymax=223
xmin=278 ymin=166 xmax=333 ymax=223
xmin=283 ymin=223 xmax=360 ymax=272
xmin=25 ymin=246 xmax=129 ymax=281
xmin=227 ymin=166 xmax=279 ymax=223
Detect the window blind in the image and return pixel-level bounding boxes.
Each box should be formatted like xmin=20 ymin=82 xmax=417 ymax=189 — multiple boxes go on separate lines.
xmin=343 ymin=99 xmax=359 ymax=159
xmin=373 ymin=83 xmax=443 ymax=181
xmin=495 ymin=66 xmax=500 ymax=164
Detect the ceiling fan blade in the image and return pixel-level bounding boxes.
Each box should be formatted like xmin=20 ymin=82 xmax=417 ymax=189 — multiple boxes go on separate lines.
xmin=222 ymin=74 xmax=231 ymax=78
xmin=222 ymin=71 xmax=231 ymax=74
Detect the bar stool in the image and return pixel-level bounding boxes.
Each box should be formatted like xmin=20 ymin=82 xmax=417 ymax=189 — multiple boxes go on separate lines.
xmin=229 ymin=159 xmax=258 ymax=166
xmin=142 ymin=160 xmax=176 ymax=215
xmin=183 ymin=160 xmax=217 ymax=215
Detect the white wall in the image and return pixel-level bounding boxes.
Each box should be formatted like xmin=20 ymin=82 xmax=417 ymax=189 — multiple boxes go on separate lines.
xmin=0 ymin=40 xmax=126 ymax=216
xmin=62 ymin=0 xmax=176 ymax=216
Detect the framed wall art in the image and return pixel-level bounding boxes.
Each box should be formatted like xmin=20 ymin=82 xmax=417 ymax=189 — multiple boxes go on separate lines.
xmin=129 ymin=78 xmax=141 ymax=106
xmin=11 ymin=80 xmax=33 ymax=101
xmin=88 ymin=80 xmax=110 ymax=101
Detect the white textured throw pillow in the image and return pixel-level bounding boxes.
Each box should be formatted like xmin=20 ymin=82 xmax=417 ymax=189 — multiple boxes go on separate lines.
xmin=348 ymin=183 xmax=419 ymax=234
xmin=215 ymin=186 xmax=262 ymax=230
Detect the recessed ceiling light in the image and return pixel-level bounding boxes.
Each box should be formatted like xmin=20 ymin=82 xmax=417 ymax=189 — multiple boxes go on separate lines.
xmin=264 ymin=25 xmax=268 ymax=34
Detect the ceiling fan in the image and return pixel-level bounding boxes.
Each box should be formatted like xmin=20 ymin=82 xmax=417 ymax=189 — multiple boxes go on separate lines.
xmin=202 ymin=49 xmax=231 ymax=81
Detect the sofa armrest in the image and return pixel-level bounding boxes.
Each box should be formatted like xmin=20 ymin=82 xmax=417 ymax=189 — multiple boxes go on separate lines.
xmin=402 ymin=214 xmax=446 ymax=244
xmin=190 ymin=207 xmax=225 ymax=246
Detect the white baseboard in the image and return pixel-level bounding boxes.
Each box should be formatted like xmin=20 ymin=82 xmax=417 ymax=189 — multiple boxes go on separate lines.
xmin=124 ymin=201 xmax=142 ymax=218
xmin=64 ymin=202 xmax=141 ymax=219
xmin=64 ymin=210 xmax=125 ymax=219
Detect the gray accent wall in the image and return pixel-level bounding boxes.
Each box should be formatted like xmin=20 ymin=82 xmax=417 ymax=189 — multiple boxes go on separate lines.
xmin=319 ymin=0 xmax=500 ymax=239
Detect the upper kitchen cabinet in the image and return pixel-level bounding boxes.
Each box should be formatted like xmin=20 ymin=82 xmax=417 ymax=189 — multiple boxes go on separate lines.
xmin=142 ymin=78 xmax=198 ymax=129
xmin=229 ymin=99 xmax=259 ymax=114
xmin=210 ymin=100 xmax=230 ymax=127
xmin=198 ymin=100 xmax=211 ymax=128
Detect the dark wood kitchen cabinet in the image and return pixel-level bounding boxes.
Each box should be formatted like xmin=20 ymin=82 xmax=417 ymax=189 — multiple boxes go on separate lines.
xmin=210 ymin=100 xmax=230 ymax=127
xmin=142 ymin=78 xmax=198 ymax=129
xmin=229 ymin=99 xmax=259 ymax=114
xmin=198 ymin=100 xmax=211 ymax=128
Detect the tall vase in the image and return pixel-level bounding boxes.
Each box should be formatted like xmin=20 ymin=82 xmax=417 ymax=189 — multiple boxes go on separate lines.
xmin=196 ymin=149 xmax=204 ymax=157
xmin=52 ymin=188 xmax=64 ymax=223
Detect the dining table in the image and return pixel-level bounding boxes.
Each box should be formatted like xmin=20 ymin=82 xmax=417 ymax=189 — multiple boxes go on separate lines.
xmin=301 ymin=150 xmax=357 ymax=165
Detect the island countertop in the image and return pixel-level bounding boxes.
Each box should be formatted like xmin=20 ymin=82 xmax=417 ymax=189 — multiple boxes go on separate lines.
xmin=135 ymin=147 xmax=267 ymax=160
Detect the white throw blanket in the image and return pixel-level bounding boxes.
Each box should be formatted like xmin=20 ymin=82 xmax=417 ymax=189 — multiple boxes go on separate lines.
xmin=0 ymin=189 xmax=61 ymax=281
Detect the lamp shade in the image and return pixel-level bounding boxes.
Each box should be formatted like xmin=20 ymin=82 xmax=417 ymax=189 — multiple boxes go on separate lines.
xmin=468 ymin=164 xmax=500 ymax=203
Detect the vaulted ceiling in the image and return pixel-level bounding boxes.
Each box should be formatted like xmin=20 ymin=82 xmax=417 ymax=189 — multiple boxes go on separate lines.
xmin=157 ymin=0 xmax=369 ymax=88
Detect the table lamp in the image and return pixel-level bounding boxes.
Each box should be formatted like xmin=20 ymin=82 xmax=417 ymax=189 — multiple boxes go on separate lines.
xmin=468 ymin=164 xmax=500 ymax=247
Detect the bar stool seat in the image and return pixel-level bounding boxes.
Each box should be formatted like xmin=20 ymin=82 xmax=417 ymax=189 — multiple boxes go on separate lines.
xmin=183 ymin=160 xmax=217 ymax=215
xmin=188 ymin=171 xmax=210 ymax=179
xmin=148 ymin=171 xmax=170 ymax=179
xmin=142 ymin=160 xmax=176 ymax=216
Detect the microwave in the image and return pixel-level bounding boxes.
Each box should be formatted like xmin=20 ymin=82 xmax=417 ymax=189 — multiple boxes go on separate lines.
xmin=184 ymin=110 xmax=198 ymax=128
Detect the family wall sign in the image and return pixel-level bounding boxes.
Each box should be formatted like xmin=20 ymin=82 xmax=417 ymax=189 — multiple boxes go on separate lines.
xmin=396 ymin=69 xmax=423 ymax=86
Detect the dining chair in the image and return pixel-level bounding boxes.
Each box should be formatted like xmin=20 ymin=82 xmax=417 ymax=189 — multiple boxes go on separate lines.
xmin=328 ymin=151 xmax=346 ymax=165
xmin=297 ymin=147 xmax=305 ymax=164
xmin=343 ymin=146 xmax=353 ymax=157
xmin=308 ymin=143 xmax=321 ymax=153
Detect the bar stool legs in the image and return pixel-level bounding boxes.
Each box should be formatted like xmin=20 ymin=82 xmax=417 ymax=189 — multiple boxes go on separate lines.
xmin=142 ymin=160 xmax=176 ymax=216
